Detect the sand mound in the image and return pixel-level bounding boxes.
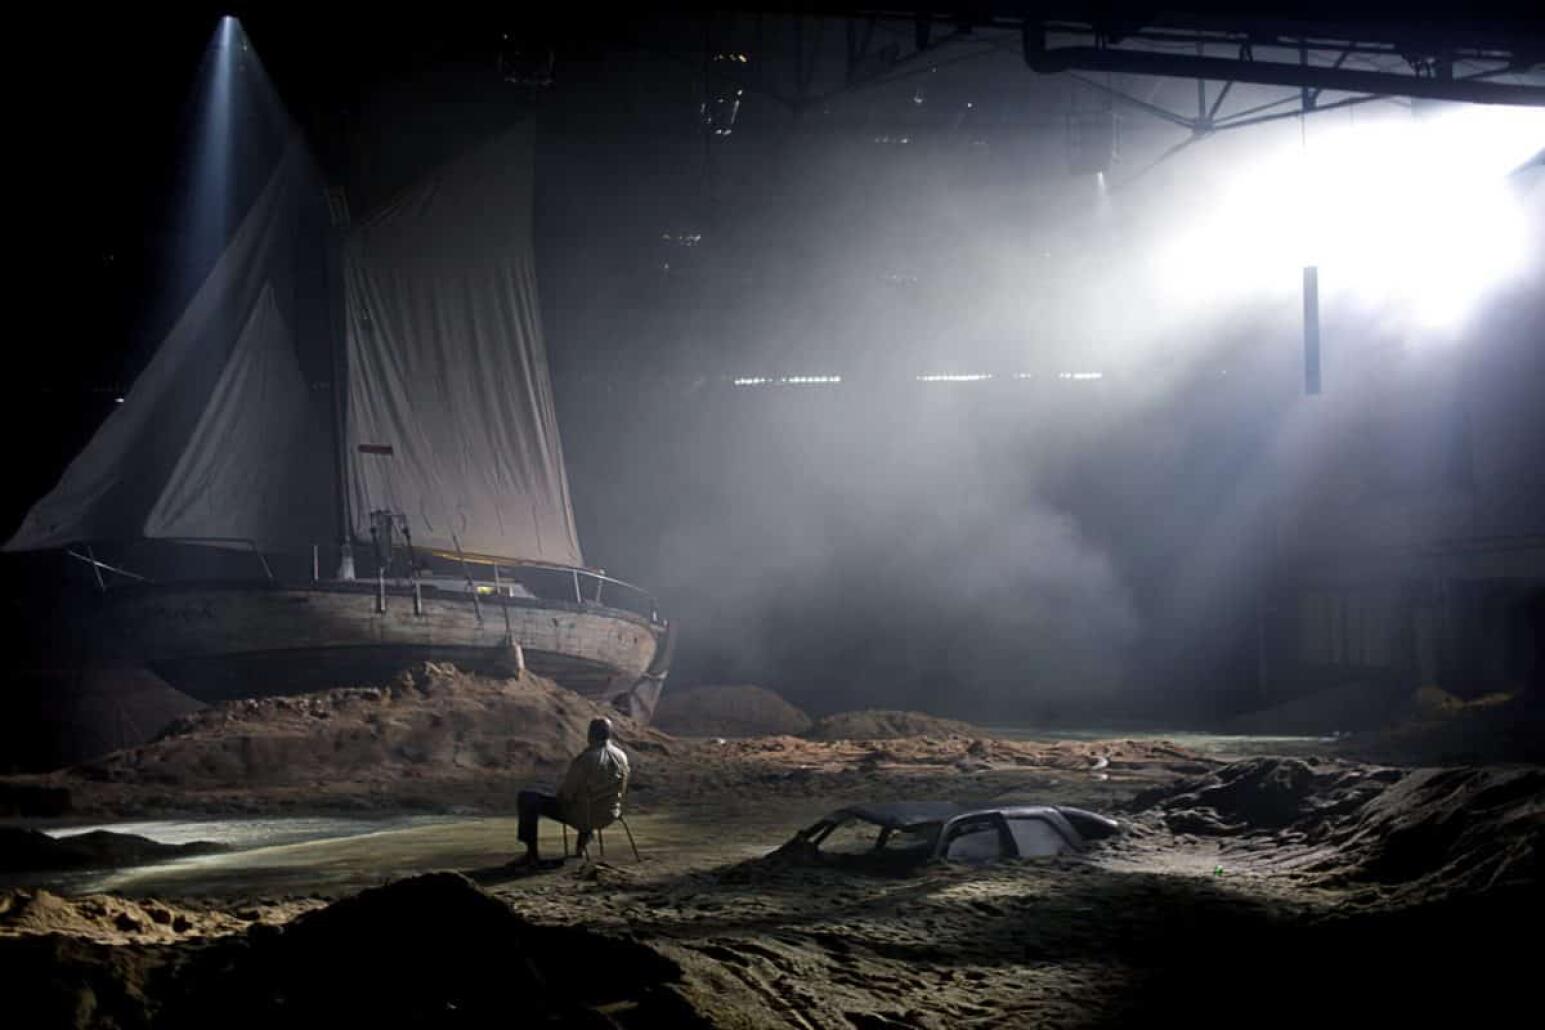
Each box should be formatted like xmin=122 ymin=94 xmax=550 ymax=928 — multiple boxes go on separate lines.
xmin=805 ymin=709 xmax=981 ymax=740
xmin=184 ymin=872 xmax=708 ymax=1027
xmin=652 ymin=684 xmax=811 ymax=737
xmin=0 ymin=828 xmax=225 ymax=874
xmin=1311 ymin=765 xmax=1545 ymax=898
xmin=4 ymin=666 xmax=1215 ymax=816
xmin=73 ymin=662 xmax=670 ymax=792
xmin=1135 ymin=758 xmax=1544 ymax=901
xmin=1131 ymin=757 xmax=1396 ymax=835
xmin=0 ymin=888 xmax=296 ymax=945
xmin=1 ymin=873 xmax=708 ymax=1029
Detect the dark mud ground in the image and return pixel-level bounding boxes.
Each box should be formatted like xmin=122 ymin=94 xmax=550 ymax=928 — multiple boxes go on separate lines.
xmin=1 ymin=670 xmax=1540 ymax=1028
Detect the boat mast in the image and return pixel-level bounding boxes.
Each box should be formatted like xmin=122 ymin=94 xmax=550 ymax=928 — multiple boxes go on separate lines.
xmin=324 ymin=184 xmax=355 ymax=580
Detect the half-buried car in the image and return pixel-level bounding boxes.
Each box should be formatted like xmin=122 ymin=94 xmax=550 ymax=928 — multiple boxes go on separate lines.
xmin=782 ymin=801 xmax=1122 ymax=869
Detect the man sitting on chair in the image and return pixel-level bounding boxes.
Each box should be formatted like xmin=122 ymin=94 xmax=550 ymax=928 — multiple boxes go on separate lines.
xmin=513 ymin=717 xmax=630 ymax=866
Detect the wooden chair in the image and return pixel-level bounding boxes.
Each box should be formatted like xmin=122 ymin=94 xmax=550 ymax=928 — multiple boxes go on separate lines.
xmin=560 ymin=812 xmax=641 ymax=862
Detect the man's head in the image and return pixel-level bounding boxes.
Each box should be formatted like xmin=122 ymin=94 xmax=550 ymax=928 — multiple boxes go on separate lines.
xmin=587 ymin=717 xmax=613 ymax=746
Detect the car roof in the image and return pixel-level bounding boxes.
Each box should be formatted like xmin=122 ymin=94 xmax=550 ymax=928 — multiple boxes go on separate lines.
xmin=827 ymin=802 xmax=1071 ymax=831
xmin=830 ymin=802 xmax=968 ymax=829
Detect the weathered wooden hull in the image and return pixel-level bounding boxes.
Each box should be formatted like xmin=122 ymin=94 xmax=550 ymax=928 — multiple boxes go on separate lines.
xmin=88 ymin=582 xmax=671 ymax=721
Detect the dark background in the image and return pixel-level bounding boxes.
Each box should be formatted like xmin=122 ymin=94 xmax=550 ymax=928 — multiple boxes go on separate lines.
xmin=8 ymin=4 xmax=1543 ymax=729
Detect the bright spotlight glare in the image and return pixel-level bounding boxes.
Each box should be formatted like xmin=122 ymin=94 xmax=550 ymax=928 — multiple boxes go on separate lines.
xmin=1156 ymin=104 xmax=1545 ymax=332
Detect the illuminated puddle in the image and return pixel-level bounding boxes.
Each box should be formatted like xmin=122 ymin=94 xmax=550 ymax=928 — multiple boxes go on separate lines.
xmin=10 ymin=810 xmax=780 ymax=898
xmin=43 ymin=816 xmax=457 ymax=851
xmin=6 ymin=816 xmax=474 ymax=897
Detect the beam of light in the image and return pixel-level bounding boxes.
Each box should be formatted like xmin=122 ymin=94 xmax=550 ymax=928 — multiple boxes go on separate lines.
xmin=1057 ymin=371 xmax=1105 ymax=380
xmin=1153 ymin=103 xmax=1545 ymax=334
xmin=915 ymin=373 xmax=994 ymax=382
xmin=186 ymin=16 xmax=243 ymax=277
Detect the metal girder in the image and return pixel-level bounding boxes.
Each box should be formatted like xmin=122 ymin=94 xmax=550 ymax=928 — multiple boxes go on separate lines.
xmin=1213 ymin=92 xmax=1390 ymax=132
xmin=833 ymin=3 xmax=1544 ymax=62
xmin=1067 ymin=72 xmax=1199 ymax=132
xmin=1027 ymin=43 xmax=1544 ymax=106
xmin=809 ymin=4 xmax=1544 ymax=104
xmin=1205 ymin=79 xmax=1233 ymax=123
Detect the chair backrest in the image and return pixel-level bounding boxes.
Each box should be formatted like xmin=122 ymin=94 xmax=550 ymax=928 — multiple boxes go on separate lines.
xmin=583 ymin=796 xmax=617 ymax=832
xmin=578 ymin=779 xmax=624 ymax=833
xmin=564 ymin=743 xmax=629 ymax=832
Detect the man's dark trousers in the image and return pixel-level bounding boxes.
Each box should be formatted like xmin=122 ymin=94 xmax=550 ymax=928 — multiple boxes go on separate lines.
xmin=517 ymin=789 xmax=564 ymax=851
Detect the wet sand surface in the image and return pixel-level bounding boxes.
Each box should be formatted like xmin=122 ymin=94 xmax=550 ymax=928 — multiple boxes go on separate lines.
xmin=53 ymin=808 xmax=796 ymax=897
xmin=0 ymin=779 xmax=1239 ymax=1027
xmin=20 ymin=723 xmax=1210 ymax=898
xmin=31 ymin=753 xmax=1509 ymax=1029
xmin=2 ymin=673 xmax=1538 ymax=1028
xmin=10 ymin=761 xmax=1534 ymax=1028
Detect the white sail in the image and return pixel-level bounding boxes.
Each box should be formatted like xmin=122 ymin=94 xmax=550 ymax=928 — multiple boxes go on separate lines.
xmin=4 ymin=143 xmax=328 ymax=552
xmin=143 ymin=282 xmax=322 ymax=543
xmin=8 ymin=124 xmax=584 ymax=572
xmin=342 ymin=123 xmax=583 ymax=566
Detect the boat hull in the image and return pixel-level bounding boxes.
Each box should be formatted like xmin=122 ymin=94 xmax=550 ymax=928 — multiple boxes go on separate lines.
xmin=87 ymin=582 xmax=671 ymax=721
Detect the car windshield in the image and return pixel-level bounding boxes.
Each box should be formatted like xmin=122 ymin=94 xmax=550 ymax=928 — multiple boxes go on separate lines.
xmin=821 ymin=819 xmax=938 ymax=855
xmin=882 ymin=825 xmax=937 ymax=854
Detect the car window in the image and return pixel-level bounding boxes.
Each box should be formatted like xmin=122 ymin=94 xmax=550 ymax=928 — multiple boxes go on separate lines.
xmin=943 ymin=822 xmax=1007 ymax=863
xmin=882 ymin=826 xmax=937 ymax=854
xmin=819 ymin=820 xmax=888 ymax=854
xmin=1007 ymin=816 xmax=1071 ymax=857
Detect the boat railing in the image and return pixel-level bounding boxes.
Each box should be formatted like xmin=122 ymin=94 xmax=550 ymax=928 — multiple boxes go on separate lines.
xmin=428 ymin=540 xmax=661 ymax=622
xmin=57 ymin=538 xmax=664 ymax=625
xmin=482 ymin=561 xmax=663 ymax=624
xmin=383 ymin=552 xmax=663 ymax=625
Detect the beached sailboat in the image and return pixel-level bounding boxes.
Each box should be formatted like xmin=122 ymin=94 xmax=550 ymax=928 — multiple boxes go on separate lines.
xmin=5 ymin=126 xmax=672 ymax=720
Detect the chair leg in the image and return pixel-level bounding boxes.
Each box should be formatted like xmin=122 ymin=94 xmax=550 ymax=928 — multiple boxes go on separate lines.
xmin=597 ymin=829 xmax=605 ymax=859
xmin=619 ymin=816 xmax=641 ymax=862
